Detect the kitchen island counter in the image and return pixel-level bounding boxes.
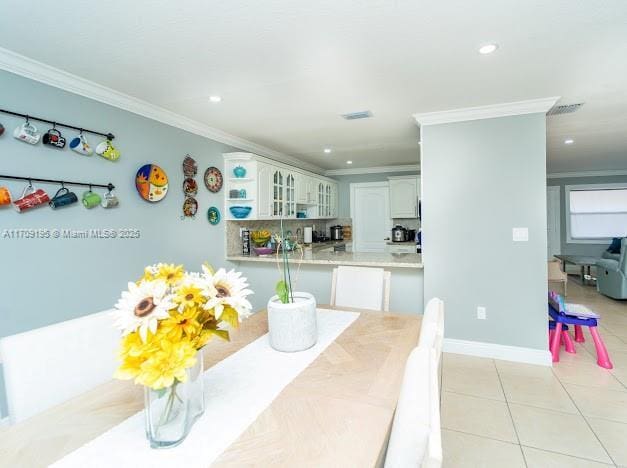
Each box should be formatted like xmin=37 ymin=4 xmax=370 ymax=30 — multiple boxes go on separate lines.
xmin=227 ymin=250 xmax=423 ymax=269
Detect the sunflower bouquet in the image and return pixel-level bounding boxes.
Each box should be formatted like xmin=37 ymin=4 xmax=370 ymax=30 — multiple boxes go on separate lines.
xmin=111 ymin=263 xmax=253 ymax=447
xmin=112 ymin=263 xmax=253 ymax=388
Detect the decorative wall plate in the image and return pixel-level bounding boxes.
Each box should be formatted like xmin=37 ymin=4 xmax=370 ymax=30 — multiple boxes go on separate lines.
xmin=182 ymin=197 xmax=198 ymax=218
xmin=182 ymin=155 xmax=197 ymax=177
xmin=207 ymin=206 xmax=221 ymax=225
xmin=136 ymin=164 xmax=168 ymax=202
xmin=204 ymin=167 xmax=223 ymax=193
xmin=183 ymin=177 xmax=198 ymax=196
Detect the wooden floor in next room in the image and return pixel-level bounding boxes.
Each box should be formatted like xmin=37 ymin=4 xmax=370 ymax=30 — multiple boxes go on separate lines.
xmin=441 ymin=280 xmax=627 ymax=467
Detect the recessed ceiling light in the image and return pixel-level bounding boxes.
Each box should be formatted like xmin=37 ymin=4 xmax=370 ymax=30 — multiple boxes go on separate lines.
xmin=324 ymin=148 xmax=332 ymax=154
xmin=346 ymin=160 xmax=353 ymax=165
xmin=564 ymin=139 xmax=574 ymax=145
xmin=209 ymin=95 xmax=222 ymax=103
xmin=478 ymin=43 xmax=498 ymax=55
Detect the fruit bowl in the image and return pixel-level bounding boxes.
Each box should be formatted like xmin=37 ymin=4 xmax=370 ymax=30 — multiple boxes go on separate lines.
xmin=229 ymin=205 xmax=252 ymax=219
xmin=251 ymin=230 xmax=272 ymax=247
xmin=253 ymin=247 xmax=274 ymax=256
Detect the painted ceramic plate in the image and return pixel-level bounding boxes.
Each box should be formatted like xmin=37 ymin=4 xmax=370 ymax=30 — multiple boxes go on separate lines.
xmin=182 ymin=196 xmax=198 ymax=217
xmin=182 ymin=155 xmax=197 ymax=177
xmin=204 ymin=167 xmax=223 ymax=193
xmin=183 ymin=177 xmax=198 ymax=196
xmin=207 ymin=206 xmax=221 ymax=225
xmin=136 ymin=164 xmax=168 ymax=202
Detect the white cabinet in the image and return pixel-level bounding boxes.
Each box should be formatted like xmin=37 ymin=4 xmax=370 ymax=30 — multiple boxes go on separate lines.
xmin=257 ymin=163 xmax=272 ymax=218
xmin=389 ymin=176 xmax=419 ymax=218
xmin=330 ymin=182 xmax=338 ymax=218
xmin=285 ymin=172 xmax=296 ymax=218
xmin=224 ymin=152 xmax=339 ymax=221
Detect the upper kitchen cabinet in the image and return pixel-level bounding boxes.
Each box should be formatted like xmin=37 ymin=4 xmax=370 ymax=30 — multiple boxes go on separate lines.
xmin=389 ymin=175 xmax=420 ymax=218
xmin=224 ymin=152 xmax=338 ymax=221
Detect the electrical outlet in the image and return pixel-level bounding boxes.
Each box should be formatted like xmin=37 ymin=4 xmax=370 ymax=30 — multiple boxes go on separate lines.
xmin=477 ymin=306 xmax=487 ymax=320
xmin=239 ymin=228 xmax=245 ymax=238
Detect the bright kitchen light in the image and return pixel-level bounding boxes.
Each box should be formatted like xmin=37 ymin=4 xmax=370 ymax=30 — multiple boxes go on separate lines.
xmin=209 ymin=96 xmax=222 ymax=103
xmin=324 ymin=148 xmax=332 ymax=154
xmin=478 ymin=43 xmax=498 ymax=55
xmin=564 ymin=139 xmax=574 ymax=145
xmin=346 ymin=160 xmax=353 ymax=165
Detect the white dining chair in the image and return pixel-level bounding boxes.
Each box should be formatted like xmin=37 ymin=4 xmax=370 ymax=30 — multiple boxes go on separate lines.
xmin=419 ymin=297 xmax=445 ymax=364
xmin=0 ymin=309 xmax=120 ymax=424
xmin=330 ymin=266 xmax=391 ymax=311
xmin=384 ymin=345 xmax=442 ymax=468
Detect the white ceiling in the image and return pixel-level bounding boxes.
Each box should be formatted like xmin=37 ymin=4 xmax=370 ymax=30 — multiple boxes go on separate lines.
xmin=1 ymin=0 xmax=626 ymax=172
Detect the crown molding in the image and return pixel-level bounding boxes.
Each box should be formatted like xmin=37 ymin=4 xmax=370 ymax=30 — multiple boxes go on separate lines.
xmin=547 ymin=169 xmax=627 ymax=179
xmin=413 ymin=97 xmax=560 ymax=126
xmin=0 ymin=47 xmax=325 ymax=174
xmin=325 ymin=164 xmax=420 ymax=176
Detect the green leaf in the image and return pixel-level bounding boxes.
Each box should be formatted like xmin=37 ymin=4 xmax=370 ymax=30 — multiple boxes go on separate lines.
xmin=276 ymin=280 xmax=289 ymax=304
xmin=209 ymin=329 xmax=230 ymax=341
xmin=220 ymin=306 xmax=239 ymax=328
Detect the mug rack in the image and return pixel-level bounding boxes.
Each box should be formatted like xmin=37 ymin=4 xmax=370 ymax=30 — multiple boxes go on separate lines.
xmin=0 ymin=108 xmax=115 ymax=140
xmin=0 ymin=174 xmax=115 ymax=191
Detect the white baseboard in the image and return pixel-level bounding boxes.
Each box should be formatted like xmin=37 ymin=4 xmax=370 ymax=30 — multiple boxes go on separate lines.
xmin=443 ymin=338 xmax=552 ymax=366
xmin=0 ymin=417 xmax=8 ymax=428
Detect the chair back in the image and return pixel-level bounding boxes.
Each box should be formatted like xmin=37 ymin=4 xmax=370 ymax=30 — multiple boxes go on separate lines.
xmin=419 ymin=297 xmax=445 ymax=364
xmin=330 ymin=266 xmax=391 ymax=311
xmin=384 ymin=345 xmax=442 ymax=468
xmin=0 ymin=310 xmax=119 ymax=424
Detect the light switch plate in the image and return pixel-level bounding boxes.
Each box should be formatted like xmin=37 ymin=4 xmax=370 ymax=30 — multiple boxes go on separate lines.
xmin=512 ymin=227 xmax=529 ymax=242
xmin=477 ymin=306 xmax=487 ymax=320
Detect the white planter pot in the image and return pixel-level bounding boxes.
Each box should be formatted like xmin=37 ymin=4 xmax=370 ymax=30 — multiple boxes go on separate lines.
xmin=267 ymin=292 xmax=318 ymax=352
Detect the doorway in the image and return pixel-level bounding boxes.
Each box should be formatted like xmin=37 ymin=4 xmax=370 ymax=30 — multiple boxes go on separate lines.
xmin=350 ymin=182 xmax=392 ymax=252
xmin=547 ymin=186 xmax=561 ymax=259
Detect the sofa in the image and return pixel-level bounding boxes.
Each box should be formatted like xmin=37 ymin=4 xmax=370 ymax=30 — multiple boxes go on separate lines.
xmin=596 ymin=238 xmax=627 ymax=299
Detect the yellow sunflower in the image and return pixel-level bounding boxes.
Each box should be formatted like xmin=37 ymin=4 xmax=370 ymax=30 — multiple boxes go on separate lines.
xmin=173 ymin=283 xmax=205 ymax=312
xmin=160 ymin=308 xmax=201 ymax=341
xmin=153 ymin=263 xmax=185 ymax=286
xmin=114 ymin=331 xmax=160 ymax=379
xmin=136 ymin=339 xmax=197 ymax=390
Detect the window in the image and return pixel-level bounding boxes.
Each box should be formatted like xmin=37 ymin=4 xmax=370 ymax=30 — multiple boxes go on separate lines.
xmin=566 ymin=184 xmax=627 ymax=243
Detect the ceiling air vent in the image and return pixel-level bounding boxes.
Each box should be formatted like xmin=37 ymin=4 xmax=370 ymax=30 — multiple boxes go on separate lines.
xmin=341 ymin=110 xmax=373 ymax=120
xmin=547 ymin=103 xmax=584 ymax=116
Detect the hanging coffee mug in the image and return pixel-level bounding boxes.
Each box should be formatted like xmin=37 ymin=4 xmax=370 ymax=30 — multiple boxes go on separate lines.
xmin=82 ymin=189 xmax=101 ymax=209
xmin=69 ymin=133 xmax=93 ymax=156
xmin=13 ymin=184 xmax=50 ymax=212
xmin=96 ymin=140 xmax=121 ymax=161
xmin=0 ymin=186 xmax=12 ymax=206
xmin=49 ymin=187 xmax=78 ymax=209
xmin=13 ymin=121 xmax=41 ymax=145
xmin=101 ymin=190 xmax=119 ymax=208
xmin=42 ymin=127 xmax=66 ymax=148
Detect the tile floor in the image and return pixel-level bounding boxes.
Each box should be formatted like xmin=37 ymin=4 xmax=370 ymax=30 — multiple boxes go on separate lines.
xmin=441 ymin=280 xmax=627 ymax=467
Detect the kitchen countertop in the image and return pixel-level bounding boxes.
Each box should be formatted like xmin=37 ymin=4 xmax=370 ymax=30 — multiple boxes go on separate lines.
xmin=385 ymin=240 xmax=416 ymax=245
xmin=227 ymin=250 xmax=423 ymax=269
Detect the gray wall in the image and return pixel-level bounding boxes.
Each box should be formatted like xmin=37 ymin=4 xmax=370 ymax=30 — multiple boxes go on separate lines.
xmin=334 ymin=171 xmax=419 ymax=218
xmin=422 ymin=114 xmax=548 ymax=351
xmin=547 ymin=175 xmax=627 ymax=257
xmin=0 ymin=70 xmax=242 ymax=417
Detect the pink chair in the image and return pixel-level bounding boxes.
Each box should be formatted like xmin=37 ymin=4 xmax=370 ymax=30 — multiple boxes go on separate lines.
xmin=548 ymin=292 xmax=612 ymax=369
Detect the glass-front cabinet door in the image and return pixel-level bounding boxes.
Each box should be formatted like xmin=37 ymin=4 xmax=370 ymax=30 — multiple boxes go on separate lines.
xmin=272 ymin=169 xmax=284 ymax=217
xmin=325 ymin=184 xmax=331 ymax=217
xmin=318 ymin=182 xmax=325 ymax=217
xmin=285 ymin=173 xmax=295 ymax=218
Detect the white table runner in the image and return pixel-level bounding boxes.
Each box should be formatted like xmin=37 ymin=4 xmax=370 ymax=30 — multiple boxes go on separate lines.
xmin=52 ymin=309 xmax=359 ymax=468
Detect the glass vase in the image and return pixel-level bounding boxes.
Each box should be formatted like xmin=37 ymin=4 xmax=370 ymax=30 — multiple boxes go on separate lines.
xmin=144 ymin=351 xmax=205 ymax=448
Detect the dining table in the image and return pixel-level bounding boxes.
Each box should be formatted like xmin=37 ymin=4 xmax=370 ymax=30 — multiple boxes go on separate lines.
xmin=0 ymin=307 xmax=421 ymax=468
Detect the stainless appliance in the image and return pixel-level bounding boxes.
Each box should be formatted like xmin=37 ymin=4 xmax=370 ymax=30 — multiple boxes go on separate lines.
xmin=330 ymin=225 xmax=343 ymax=241
xmin=392 ymin=225 xmax=407 ymax=242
